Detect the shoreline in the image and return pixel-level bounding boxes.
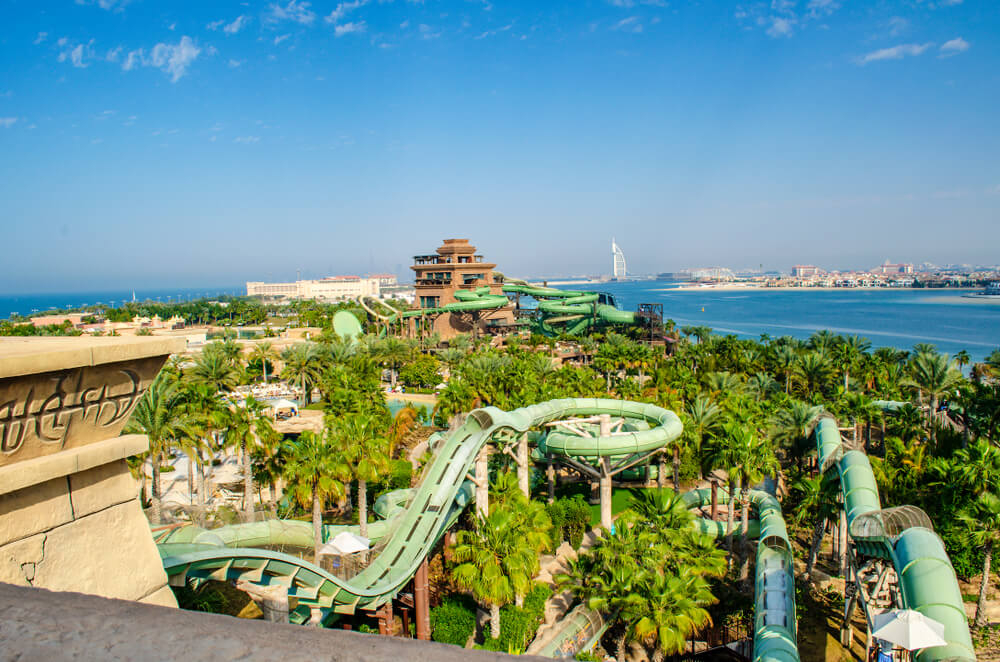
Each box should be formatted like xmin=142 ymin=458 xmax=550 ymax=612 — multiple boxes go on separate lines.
xmin=658 ymin=284 xmax=983 ymax=293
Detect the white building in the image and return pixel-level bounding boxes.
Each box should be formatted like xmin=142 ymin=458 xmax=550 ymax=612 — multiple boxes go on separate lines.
xmin=612 ymin=238 xmax=627 ymax=280
xmin=247 ymin=276 xmax=380 ymax=301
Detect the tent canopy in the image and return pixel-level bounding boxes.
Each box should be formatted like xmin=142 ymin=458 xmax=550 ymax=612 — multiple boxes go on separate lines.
xmin=319 ymin=532 xmax=370 ymax=556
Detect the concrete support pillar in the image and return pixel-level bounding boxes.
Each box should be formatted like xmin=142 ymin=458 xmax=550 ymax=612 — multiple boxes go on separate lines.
xmin=600 ymin=457 xmax=613 ymax=532
xmin=711 ymin=480 xmax=719 ymax=521
xmin=414 ymin=556 xmax=430 ymax=641
xmin=598 ymin=415 xmax=613 ymax=532
xmin=840 ymin=508 xmax=849 ymax=578
xmin=546 ymin=454 xmax=556 ymax=505
xmin=475 ymin=445 xmax=490 ymax=518
xmin=236 ymin=581 xmax=289 ymax=624
xmin=308 ymin=608 xmax=324 ymax=627
xmin=517 ymin=433 xmax=530 ymax=498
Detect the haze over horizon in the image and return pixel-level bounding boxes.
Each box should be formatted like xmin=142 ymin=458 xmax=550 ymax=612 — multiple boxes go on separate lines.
xmin=1 ymin=0 xmax=998 ymax=292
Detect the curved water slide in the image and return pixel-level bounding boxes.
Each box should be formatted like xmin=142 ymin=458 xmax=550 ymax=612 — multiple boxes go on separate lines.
xmin=158 ymin=399 xmax=682 ymax=621
xmin=501 ymin=281 xmax=636 ymax=335
xmin=814 ymin=416 xmax=975 ymax=662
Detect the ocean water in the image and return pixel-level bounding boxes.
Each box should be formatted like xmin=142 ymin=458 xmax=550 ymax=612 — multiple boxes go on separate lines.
xmin=0 ymin=287 xmax=242 ymax=320
xmin=559 ymin=282 xmax=1000 ymax=363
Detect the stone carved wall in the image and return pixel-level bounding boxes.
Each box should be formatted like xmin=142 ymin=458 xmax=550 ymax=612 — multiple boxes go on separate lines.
xmin=0 ymin=338 xmax=183 ymax=608
xmin=0 ymin=356 xmax=162 ymax=467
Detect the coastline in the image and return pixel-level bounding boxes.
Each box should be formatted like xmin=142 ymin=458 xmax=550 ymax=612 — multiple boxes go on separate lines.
xmin=658 ymin=284 xmax=984 ymax=293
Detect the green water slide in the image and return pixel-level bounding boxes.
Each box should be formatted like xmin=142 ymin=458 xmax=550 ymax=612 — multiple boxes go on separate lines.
xmin=158 ymin=399 xmax=682 ymax=622
xmin=814 ymin=416 xmax=975 ymax=662
xmin=501 ymin=281 xmax=636 ymax=335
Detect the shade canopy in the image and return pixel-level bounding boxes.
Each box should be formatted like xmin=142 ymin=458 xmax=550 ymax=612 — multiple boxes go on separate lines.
xmin=872 ymin=609 xmax=948 ymax=651
xmin=319 ymin=532 xmax=370 ymax=556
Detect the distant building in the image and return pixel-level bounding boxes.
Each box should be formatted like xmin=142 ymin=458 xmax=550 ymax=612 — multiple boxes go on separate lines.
xmin=791 ymin=265 xmax=821 ymax=278
xmin=612 ymin=239 xmax=627 ymax=280
xmin=872 ymin=260 xmax=914 ymax=275
xmin=367 ymin=273 xmax=398 ymax=288
xmin=247 ymin=276 xmax=380 ymax=301
xmin=410 ymin=238 xmax=514 ymax=338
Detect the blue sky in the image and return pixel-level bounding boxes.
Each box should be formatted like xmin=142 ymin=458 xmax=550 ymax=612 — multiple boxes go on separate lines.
xmin=1 ymin=0 xmax=998 ymax=291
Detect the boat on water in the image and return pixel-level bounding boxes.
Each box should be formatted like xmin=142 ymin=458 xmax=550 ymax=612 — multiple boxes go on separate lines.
xmin=963 ymin=281 xmax=1000 ymax=298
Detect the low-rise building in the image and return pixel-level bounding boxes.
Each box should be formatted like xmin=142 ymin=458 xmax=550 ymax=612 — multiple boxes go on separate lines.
xmin=246 ymin=276 xmax=380 ymax=301
xmin=791 ymin=265 xmax=821 ymax=278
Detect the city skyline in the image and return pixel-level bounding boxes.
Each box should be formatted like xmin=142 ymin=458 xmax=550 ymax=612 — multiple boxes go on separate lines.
xmin=1 ymin=1 xmax=998 ymax=292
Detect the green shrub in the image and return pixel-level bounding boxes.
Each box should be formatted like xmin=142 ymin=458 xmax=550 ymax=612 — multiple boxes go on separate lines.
xmin=399 ymin=355 xmax=442 ymax=388
xmin=546 ymin=500 xmax=566 ymax=545
xmin=558 ymin=496 xmax=591 ymax=549
xmin=431 ymin=596 xmax=477 ymax=646
xmin=482 ymin=583 xmax=552 ymax=652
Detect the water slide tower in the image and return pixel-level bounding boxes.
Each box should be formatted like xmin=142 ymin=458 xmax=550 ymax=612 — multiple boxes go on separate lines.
xmin=612 ymin=238 xmax=627 ymax=280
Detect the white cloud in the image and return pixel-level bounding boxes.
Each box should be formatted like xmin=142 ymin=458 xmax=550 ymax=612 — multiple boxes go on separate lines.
xmin=857 ymin=42 xmax=933 ymax=64
xmin=939 ymin=37 xmax=970 ymax=57
xmin=475 ymin=23 xmax=513 ymax=39
xmin=806 ymin=0 xmax=840 ymax=19
xmin=234 ymin=136 xmax=260 ymax=144
xmin=418 ymin=24 xmax=442 ymax=39
xmin=334 ymin=21 xmax=366 ymax=36
xmin=766 ymin=16 xmax=795 ymax=38
xmin=149 ymin=36 xmax=201 ymax=82
xmin=400 ymin=20 xmax=410 ymax=28
xmin=612 ymin=16 xmax=643 ymax=33
xmin=608 ymin=0 xmax=666 ymax=6
xmin=210 ymin=15 xmax=249 ymax=34
xmin=57 ymin=37 xmax=68 ymax=47
xmin=0 ymin=117 xmax=17 ymax=128
xmin=106 ymin=46 xmax=122 ymax=62
xmin=224 ymin=15 xmax=249 ymax=34
xmin=228 ymin=59 xmax=244 ymax=68
xmin=58 ymin=43 xmax=89 ymax=68
xmin=167 ymin=23 xmax=176 ymax=31
xmin=33 ymin=32 xmax=48 ymax=45
xmin=274 ymin=34 xmax=291 ymax=45
xmin=122 ymin=36 xmax=201 ymax=82
xmin=887 ymin=16 xmax=908 ymax=37
xmin=269 ymin=1 xmax=315 ymax=25
xmin=75 ymin=0 xmax=131 ymax=11
xmin=326 ymin=0 xmax=369 ymax=24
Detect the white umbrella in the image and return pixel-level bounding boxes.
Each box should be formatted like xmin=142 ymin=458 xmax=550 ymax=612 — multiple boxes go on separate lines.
xmin=872 ymin=610 xmax=948 ymax=651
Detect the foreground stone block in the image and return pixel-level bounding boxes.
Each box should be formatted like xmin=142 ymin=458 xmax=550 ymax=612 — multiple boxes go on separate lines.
xmin=0 ymin=337 xmax=184 ymax=608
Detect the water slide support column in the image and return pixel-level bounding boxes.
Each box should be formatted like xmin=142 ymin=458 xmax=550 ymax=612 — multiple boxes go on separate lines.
xmin=415 ymin=556 xmax=430 ymax=641
xmin=517 ymin=433 xmax=530 ymax=498
xmin=475 ymin=445 xmax=490 ymax=518
xmin=598 ymin=415 xmax=613 ymax=531
xmin=546 ymin=453 xmax=555 ymax=504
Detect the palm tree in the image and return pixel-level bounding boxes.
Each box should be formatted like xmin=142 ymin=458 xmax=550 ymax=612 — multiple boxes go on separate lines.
xmin=770 ymin=401 xmax=824 ymax=466
xmin=330 ymin=412 xmax=391 ymax=538
xmin=834 ymin=335 xmax=871 ymax=392
xmin=249 ymin=341 xmax=278 ymax=384
xmin=958 ymin=492 xmax=1000 ymax=628
xmin=682 ymin=397 xmax=721 ymax=487
xmin=376 ymin=336 xmax=413 ymax=388
xmin=452 ymin=503 xmax=551 ymax=639
xmin=704 ymin=371 xmax=742 ymax=396
xmin=630 ymin=573 xmax=716 ymax=661
xmin=125 ymin=373 xmax=190 ymax=524
xmin=226 ymin=397 xmax=275 ymax=522
xmin=774 ymin=345 xmax=798 ymax=394
xmin=792 ymin=473 xmax=840 ymax=578
xmin=282 ymin=430 xmax=348 ymax=562
xmin=796 ymin=351 xmax=832 ymax=396
xmin=902 ymin=352 xmax=963 ymax=438
xmin=808 ymin=330 xmax=837 ymax=354
xmin=188 ymin=349 xmax=239 ymax=395
xmin=281 ymin=343 xmax=323 ymax=405
xmin=954 ymin=440 xmax=1000 ymax=495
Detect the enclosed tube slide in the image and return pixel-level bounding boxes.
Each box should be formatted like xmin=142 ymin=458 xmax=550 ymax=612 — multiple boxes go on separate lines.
xmin=814 ymin=416 xmax=975 ymax=662
xmin=683 ymin=489 xmax=800 ymax=662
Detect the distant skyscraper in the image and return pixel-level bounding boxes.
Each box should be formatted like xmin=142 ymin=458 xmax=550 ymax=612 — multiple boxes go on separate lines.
xmin=612 ymin=238 xmax=627 ymax=280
